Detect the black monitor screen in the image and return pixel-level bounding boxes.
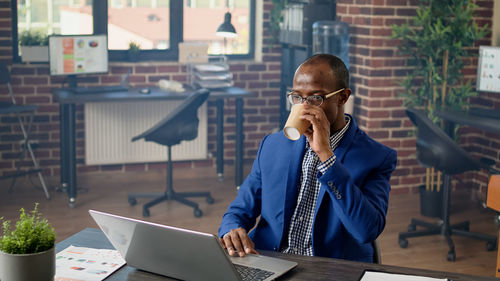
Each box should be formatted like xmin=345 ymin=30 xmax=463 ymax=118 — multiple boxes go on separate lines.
xmin=49 ymin=34 xmax=108 ymax=76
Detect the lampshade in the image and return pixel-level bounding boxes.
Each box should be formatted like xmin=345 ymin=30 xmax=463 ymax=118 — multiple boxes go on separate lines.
xmin=216 ymin=12 xmax=237 ymax=38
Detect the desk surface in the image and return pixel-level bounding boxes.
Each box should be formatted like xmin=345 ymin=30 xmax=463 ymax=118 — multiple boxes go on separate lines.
xmin=436 ymin=108 xmax=500 ymax=135
xmin=52 ymin=86 xmax=254 ymax=104
xmin=56 ymin=228 xmax=495 ymax=281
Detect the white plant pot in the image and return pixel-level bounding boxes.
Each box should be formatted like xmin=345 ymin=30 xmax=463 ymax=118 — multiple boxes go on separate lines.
xmin=20 ymin=45 xmax=49 ymax=62
xmin=0 ymin=247 xmax=55 ymax=281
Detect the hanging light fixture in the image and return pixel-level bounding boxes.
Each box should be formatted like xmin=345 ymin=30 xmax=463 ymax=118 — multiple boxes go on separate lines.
xmin=216 ymin=1 xmax=237 ymax=38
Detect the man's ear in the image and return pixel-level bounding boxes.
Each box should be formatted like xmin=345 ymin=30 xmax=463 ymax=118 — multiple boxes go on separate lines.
xmin=338 ymin=88 xmax=352 ymax=106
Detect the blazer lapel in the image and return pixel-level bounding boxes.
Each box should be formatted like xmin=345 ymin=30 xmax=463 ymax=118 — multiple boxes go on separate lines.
xmin=282 ymin=135 xmax=306 ymax=230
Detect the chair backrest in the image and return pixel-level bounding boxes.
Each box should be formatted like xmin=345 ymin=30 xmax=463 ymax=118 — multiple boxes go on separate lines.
xmin=405 ymin=107 xmax=487 ymax=175
xmin=372 ymin=239 xmax=381 ymax=264
xmin=0 ymin=61 xmax=11 ymax=85
xmin=132 ymin=88 xmax=210 ymax=147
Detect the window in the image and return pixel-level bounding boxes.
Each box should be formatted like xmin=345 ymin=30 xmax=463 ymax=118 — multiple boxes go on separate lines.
xmin=13 ymin=0 xmax=254 ymax=62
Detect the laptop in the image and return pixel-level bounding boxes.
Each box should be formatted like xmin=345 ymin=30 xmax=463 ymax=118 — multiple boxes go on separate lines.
xmin=89 ymin=210 xmax=297 ymax=281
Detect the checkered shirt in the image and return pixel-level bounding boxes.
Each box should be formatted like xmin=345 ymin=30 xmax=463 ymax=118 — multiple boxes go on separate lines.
xmin=282 ymin=115 xmax=351 ymax=256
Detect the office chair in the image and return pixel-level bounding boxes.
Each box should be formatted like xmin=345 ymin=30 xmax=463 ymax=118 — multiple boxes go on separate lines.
xmin=372 ymin=239 xmax=381 ymax=264
xmin=128 ymin=88 xmax=214 ymax=218
xmin=0 ymin=62 xmax=50 ymax=199
xmin=398 ymin=107 xmax=498 ymax=261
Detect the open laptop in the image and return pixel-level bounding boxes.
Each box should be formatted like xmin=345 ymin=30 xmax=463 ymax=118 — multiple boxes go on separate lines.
xmin=89 ymin=210 xmax=297 ymax=281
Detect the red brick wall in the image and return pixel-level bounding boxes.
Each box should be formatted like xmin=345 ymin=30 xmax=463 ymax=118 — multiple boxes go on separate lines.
xmin=337 ymin=0 xmax=498 ymax=194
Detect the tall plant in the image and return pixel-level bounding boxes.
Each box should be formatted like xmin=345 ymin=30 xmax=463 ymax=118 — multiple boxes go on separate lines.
xmin=392 ymin=0 xmax=488 ymax=192
xmin=392 ymin=0 xmax=488 ymax=124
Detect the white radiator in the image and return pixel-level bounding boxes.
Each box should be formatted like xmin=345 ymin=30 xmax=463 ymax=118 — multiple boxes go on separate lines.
xmin=84 ymin=101 xmax=207 ymax=165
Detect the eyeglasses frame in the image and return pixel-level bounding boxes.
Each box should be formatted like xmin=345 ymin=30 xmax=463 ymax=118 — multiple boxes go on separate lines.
xmin=286 ymin=88 xmax=345 ymax=106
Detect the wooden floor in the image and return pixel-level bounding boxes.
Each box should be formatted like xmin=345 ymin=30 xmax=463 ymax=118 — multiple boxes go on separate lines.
xmin=0 ymin=165 xmax=498 ymax=278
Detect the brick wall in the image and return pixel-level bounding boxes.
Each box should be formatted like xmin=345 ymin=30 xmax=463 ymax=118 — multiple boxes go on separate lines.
xmin=1 ymin=0 xmax=498 ymax=195
xmin=337 ymin=0 xmax=499 ymax=194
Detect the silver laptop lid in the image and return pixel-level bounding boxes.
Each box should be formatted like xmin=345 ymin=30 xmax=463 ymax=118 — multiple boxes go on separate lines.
xmin=89 ymin=210 xmax=240 ymax=281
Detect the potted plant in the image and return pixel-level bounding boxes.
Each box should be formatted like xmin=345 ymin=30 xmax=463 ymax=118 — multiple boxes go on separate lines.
xmin=19 ymin=30 xmax=49 ymax=62
xmin=0 ymin=203 xmax=56 ymax=281
xmin=392 ymin=0 xmax=488 ymax=217
xmin=127 ymin=40 xmax=141 ymax=62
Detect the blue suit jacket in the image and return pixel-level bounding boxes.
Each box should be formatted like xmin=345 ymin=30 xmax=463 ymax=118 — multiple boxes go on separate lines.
xmin=219 ymin=115 xmax=397 ymax=262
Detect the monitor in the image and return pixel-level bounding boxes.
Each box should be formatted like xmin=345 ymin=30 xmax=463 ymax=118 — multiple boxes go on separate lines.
xmin=49 ymin=34 xmax=108 ymax=77
xmin=477 ymin=45 xmax=500 ymax=94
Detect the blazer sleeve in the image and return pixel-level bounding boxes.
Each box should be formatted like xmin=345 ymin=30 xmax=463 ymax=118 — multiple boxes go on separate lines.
xmin=318 ymin=146 xmax=397 ymax=243
xmin=218 ymin=135 xmax=268 ymax=237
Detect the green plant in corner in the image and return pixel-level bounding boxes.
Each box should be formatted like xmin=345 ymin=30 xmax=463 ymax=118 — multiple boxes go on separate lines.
xmin=268 ymin=0 xmax=288 ymax=46
xmin=18 ymin=30 xmax=49 ymax=46
xmin=0 ymin=203 xmax=55 ymax=254
xmin=391 ymin=0 xmax=488 ymax=193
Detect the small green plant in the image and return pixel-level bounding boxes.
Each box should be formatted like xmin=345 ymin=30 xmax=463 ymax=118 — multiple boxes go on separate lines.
xmin=128 ymin=41 xmax=141 ymax=53
xmin=0 ymin=203 xmax=55 ymax=254
xmin=18 ymin=30 xmax=48 ymax=46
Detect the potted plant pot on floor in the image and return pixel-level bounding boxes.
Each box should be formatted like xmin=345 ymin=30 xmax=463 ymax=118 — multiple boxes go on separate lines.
xmin=0 ymin=203 xmax=56 ymax=281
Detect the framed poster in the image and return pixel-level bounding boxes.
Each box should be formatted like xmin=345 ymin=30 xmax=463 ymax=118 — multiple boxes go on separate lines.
xmin=477 ymin=46 xmax=500 ymax=93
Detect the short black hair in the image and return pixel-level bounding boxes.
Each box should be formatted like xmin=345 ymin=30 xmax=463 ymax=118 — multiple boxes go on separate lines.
xmin=302 ymin=54 xmax=349 ymax=89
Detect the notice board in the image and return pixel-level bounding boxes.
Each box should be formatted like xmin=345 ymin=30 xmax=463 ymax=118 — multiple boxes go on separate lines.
xmin=477 ymin=46 xmax=500 ymax=93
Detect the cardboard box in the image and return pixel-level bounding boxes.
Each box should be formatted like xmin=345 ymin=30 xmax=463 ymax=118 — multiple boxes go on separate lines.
xmin=178 ymin=42 xmax=209 ymax=64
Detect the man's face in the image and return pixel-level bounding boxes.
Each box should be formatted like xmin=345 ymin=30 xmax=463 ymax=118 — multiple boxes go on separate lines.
xmin=291 ymin=61 xmax=348 ymax=129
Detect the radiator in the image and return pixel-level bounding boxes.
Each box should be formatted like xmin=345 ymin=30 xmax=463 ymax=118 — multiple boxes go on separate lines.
xmin=84 ymin=101 xmax=207 ymax=165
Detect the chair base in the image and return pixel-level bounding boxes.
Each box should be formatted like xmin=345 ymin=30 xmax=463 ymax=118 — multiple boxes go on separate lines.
xmin=398 ymin=218 xmax=497 ymax=261
xmin=128 ymin=190 xmax=214 ymax=218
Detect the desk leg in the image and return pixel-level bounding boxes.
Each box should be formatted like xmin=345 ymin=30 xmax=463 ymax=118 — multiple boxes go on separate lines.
xmin=216 ymin=99 xmax=224 ymax=181
xmin=59 ymin=104 xmax=77 ymax=208
xmin=235 ymin=98 xmax=243 ymax=188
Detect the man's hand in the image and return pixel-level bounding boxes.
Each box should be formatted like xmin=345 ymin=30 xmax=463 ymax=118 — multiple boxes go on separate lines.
xmin=219 ymin=227 xmax=259 ymax=257
xmin=300 ymin=104 xmax=333 ymax=162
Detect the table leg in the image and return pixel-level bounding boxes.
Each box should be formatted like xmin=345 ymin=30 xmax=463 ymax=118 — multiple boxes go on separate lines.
xmin=59 ymin=104 xmax=77 ymax=208
xmin=216 ymin=99 xmax=224 ymax=181
xmin=235 ymin=98 xmax=243 ymax=188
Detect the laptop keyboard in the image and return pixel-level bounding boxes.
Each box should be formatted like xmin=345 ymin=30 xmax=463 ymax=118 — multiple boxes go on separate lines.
xmin=234 ymin=264 xmax=274 ymax=281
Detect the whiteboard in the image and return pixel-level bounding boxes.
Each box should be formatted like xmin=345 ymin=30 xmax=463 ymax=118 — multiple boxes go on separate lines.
xmin=477 ymin=46 xmax=500 ymax=93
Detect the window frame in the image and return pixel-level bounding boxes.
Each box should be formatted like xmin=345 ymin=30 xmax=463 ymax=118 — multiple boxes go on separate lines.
xmin=12 ymin=0 xmax=255 ymax=63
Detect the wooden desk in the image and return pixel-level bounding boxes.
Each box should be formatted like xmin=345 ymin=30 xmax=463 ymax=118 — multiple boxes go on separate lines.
xmin=56 ymin=228 xmax=496 ymax=281
xmin=52 ymin=86 xmax=253 ymax=207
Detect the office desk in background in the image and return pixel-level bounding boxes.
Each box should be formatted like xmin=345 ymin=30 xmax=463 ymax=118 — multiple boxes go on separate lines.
xmin=52 ymin=86 xmax=254 ymax=207
xmin=436 ymin=107 xmax=500 ymax=135
xmin=56 ymin=228 xmax=496 ymax=281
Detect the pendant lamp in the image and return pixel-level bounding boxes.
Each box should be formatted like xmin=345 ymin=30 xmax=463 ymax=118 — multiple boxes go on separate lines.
xmin=216 ymin=3 xmax=237 ymax=38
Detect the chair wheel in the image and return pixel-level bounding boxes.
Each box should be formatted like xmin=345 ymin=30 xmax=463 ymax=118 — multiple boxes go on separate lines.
xmin=399 ymin=238 xmax=408 ymax=248
xmin=447 ymin=251 xmax=456 ymax=261
xmin=487 ymin=241 xmax=496 ymax=251
xmin=206 ymin=196 xmax=214 ymax=204
xmin=128 ymin=197 xmax=137 ymax=206
xmin=194 ymin=208 xmax=203 ymax=218
xmin=407 ymin=224 xmax=416 ymax=232
xmin=143 ymin=208 xmax=150 ymax=217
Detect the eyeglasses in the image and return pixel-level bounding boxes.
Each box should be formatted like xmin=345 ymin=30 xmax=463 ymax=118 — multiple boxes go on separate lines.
xmin=286 ymin=88 xmax=345 ymax=107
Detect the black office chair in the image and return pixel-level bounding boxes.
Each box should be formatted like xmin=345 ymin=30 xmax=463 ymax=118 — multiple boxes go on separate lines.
xmin=128 ymin=88 xmax=214 ymax=218
xmin=398 ymin=107 xmax=498 ymax=261
xmin=0 ymin=62 xmax=50 ymax=199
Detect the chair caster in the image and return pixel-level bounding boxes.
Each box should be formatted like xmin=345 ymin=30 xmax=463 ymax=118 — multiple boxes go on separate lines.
xmin=447 ymin=251 xmax=456 ymax=262
xmin=128 ymin=197 xmax=137 ymax=206
xmin=143 ymin=207 xmax=150 ymax=217
xmin=407 ymin=224 xmax=416 ymax=232
xmin=486 ymin=241 xmax=496 ymax=251
xmin=206 ymin=196 xmax=215 ymax=204
xmin=399 ymin=238 xmax=408 ymax=248
xmin=194 ymin=208 xmax=203 ymax=218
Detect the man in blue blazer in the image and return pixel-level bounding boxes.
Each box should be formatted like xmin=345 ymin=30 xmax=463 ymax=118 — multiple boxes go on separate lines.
xmin=219 ymin=54 xmax=397 ymax=262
